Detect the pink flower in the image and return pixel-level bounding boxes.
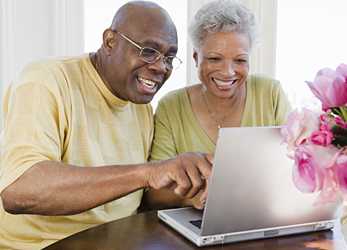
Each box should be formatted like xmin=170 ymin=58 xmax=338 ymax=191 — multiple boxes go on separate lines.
xmin=335 ymin=154 xmax=347 ymax=195
xmin=281 ymin=109 xmax=321 ymax=152
xmin=310 ymin=125 xmax=334 ymax=146
xmin=335 ymin=116 xmax=347 ymax=129
xmin=310 ymin=130 xmax=333 ymax=146
xmin=306 ymin=66 xmax=347 ymax=110
xmin=282 ymin=64 xmax=347 ymax=204
xmin=293 ymin=144 xmax=340 ymax=193
xmin=293 ymin=145 xmax=324 ymax=193
xmin=336 ymin=63 xmax=347 ymax=80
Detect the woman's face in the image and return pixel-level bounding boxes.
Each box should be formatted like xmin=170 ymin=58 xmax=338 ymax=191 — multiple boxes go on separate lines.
xmin=194 ymin=31 xmax=250 ymax=99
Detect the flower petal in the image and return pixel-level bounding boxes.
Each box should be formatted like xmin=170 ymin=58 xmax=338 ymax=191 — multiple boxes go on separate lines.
xmin=293 ymin=146 xmax=324 ymax=193
xmin=306 ymin=67 xmax=347 ymax=109
xmin=336 ymin=157 xmax=347 ymax=194
xmin=336 ymin=63 xmax=347 ymax=78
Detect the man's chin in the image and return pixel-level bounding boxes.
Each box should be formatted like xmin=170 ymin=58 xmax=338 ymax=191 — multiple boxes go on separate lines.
xmin=129 ymin=84 xmax=161 ymax=104
xmin=129 ymin=94 xmax=154 ymax=104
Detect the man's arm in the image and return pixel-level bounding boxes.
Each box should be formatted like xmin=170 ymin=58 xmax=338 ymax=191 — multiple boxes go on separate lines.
xmin=0 ymin=153 xmax=211 ymax=216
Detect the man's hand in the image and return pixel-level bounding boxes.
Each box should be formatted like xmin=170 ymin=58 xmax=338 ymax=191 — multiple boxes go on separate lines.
xmin=184 ymin=188 xmax=207 ymax=210
xmin=146 ymin=153 xmax=213 ymax=204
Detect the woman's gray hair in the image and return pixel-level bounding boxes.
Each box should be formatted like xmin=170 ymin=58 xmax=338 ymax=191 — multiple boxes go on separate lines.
xmin=189 ymin=0 xmax=257 ymax=49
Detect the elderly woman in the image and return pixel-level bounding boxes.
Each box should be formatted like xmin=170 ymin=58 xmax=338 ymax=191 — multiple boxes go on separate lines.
xmin=145 ymin=0 xmax=291 ymax=209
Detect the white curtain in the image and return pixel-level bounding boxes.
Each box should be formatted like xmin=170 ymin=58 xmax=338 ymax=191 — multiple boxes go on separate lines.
xmin=0 ymin=0 xmax=84 ymax=92
xmin=0 ymin=0 xmax=84 ymax=126
xmin=187 ymin=0 xmax=278 ymax=84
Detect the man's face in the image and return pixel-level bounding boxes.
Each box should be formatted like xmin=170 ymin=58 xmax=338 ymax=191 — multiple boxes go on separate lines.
xmin=103 ymin=18 xmax=178 ymax=104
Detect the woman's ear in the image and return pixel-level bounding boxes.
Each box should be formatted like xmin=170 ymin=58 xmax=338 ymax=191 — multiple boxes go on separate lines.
xmin=102 ymin=29 xmax=116 ymax=56
xmin=193 ymin=51 xmax=199 ymax=67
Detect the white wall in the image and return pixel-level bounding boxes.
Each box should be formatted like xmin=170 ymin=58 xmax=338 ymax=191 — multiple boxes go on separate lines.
xmin=0 ymin=0 xmax=84 ymax=92
xmin=276 ymin=0 xmax=347 ymax=109
xmin=0 ymin=0 xmax=84 ymax=126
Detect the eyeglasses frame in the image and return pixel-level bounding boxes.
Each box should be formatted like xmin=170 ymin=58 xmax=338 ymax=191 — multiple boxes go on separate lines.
xmin=111 ymin=29 xmax=182 ymax=70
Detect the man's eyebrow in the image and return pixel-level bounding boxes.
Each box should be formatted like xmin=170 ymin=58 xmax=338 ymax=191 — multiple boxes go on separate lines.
xmin=141 ymin=39 xmax=178 ymax=53
xmin=141 ymin=40 xmax=160 ymax=48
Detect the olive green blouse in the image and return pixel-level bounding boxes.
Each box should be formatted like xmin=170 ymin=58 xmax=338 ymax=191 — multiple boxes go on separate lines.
xmin=150 ymin=75 xmax=291 ymax=160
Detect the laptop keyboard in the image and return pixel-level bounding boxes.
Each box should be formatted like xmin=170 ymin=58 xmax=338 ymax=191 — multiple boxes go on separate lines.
xmin=190 ymin=219 xmax=202 ymax=229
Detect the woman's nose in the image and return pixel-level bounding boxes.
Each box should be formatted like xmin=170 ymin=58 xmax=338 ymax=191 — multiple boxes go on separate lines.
xmin=223 ymin=61 xmax=236 ymax=76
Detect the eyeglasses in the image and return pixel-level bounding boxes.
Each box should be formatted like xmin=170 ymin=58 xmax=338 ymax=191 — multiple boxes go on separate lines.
xmin=112 ymin=29 xmax=182 ymax=70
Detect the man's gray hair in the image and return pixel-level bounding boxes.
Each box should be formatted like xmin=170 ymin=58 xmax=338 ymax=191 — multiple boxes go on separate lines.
xmin=189 ymin=0 xmax=257 ymax=49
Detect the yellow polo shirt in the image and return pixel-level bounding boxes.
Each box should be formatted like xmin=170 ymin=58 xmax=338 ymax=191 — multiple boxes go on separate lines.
xmin=0 ymin=55 xmax=153 ymax=249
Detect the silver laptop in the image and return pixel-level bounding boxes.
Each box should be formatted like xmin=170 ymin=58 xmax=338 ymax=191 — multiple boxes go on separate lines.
xmin=157 ymin=127 xmax=340 ymax=247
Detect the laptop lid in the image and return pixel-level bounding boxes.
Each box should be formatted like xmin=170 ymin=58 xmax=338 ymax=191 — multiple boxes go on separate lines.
xmin=200 ymin=127 xmax=339 ymax=236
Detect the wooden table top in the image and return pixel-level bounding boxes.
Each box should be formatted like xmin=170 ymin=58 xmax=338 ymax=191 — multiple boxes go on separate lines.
xmin=45 ymin=211 xmax=347 ymax=250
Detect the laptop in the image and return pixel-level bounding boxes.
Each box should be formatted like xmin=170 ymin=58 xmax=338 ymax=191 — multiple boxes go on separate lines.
xmin=157 ymin=127 xmax=340 ymax=247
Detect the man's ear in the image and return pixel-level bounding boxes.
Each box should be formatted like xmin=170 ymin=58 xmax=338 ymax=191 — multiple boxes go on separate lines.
xmin=102 ymin=29 xmax=116 ymax=55
xmin=193 ymin=51 xmax=198 ymax=67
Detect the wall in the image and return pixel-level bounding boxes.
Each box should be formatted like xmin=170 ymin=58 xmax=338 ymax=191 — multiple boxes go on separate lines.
xmin=0 ymin=0 xmax=84 ymax=126
xmin=0 ymin=0 xmax=84 ymax=93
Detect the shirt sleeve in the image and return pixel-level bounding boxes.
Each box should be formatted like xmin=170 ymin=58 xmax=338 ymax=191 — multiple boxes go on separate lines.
xmin=273 ymin=82 xmax=292 ymax=125
xmin=0 ymin=64 xmax=67 ymax=193
xmin=149 ymin=99 xmax=178 ymax=161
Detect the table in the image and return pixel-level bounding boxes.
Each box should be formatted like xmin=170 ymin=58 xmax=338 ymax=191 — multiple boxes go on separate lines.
xmin=45 ymin=211 xmax=347 ymax=250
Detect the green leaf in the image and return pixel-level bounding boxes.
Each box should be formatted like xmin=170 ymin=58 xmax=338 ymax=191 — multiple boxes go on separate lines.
xmin=331 ymin=125 xmax=347 ymax=147
xmin=331 ymin=107 xmax=342 ymax=117
xmin=340 ymin=107 xmax=347 ymax=121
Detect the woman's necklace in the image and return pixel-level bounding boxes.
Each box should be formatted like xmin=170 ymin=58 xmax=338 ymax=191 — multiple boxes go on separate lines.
xmin=201 ymin=87 xmax=245 ymax=129
xmin=202 ymin=90 xmax=227 ymax=129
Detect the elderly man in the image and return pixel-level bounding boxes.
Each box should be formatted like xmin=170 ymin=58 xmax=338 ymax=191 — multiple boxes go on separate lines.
xmin=0 ymin=1 xmax=211 ymax=249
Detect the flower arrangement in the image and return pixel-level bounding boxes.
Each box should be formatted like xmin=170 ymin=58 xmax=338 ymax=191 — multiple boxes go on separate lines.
xmin=281 ymin=64 xmax=347 ymax=204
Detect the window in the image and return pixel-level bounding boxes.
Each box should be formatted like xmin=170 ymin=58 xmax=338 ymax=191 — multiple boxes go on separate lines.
xmin=84 ymin=0 xmax=188 ymax=109
xmin=276 ymin=0 xmax=347 ymax=109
